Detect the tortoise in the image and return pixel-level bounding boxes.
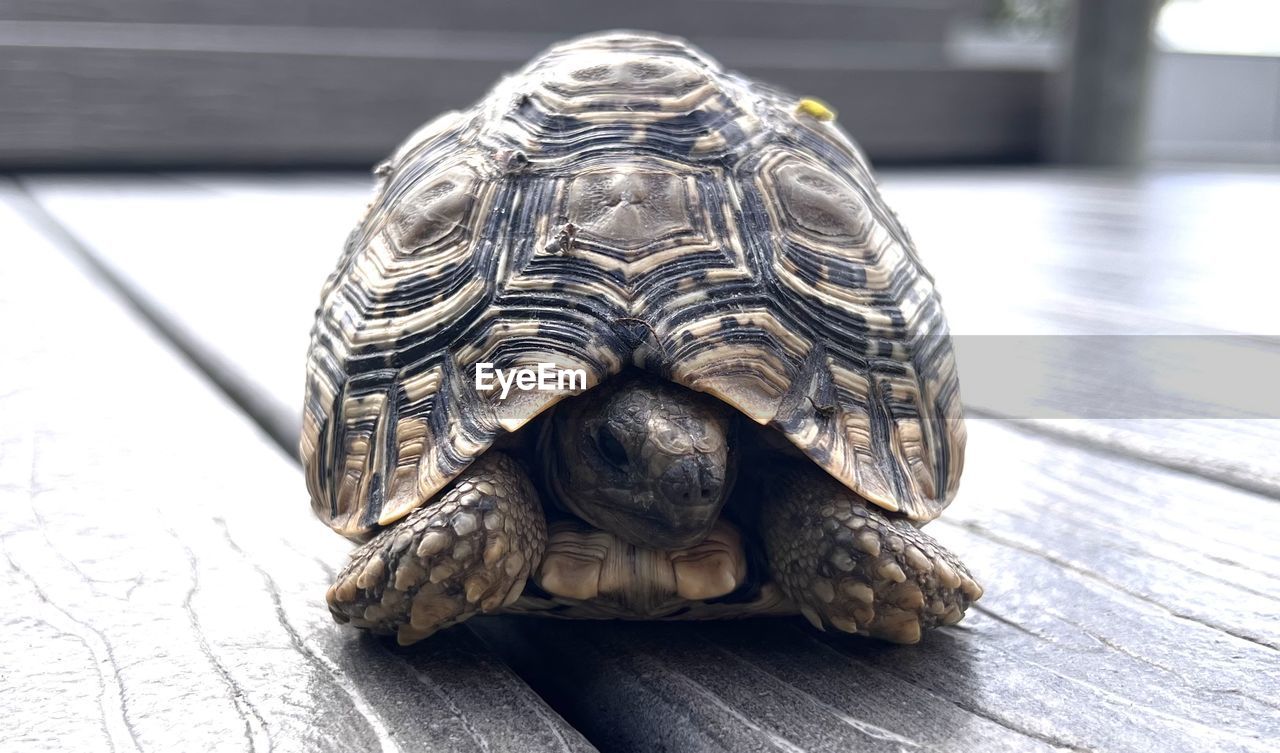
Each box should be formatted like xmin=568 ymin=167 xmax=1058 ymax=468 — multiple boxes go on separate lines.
xmin=303 ymin=30 xmax=979 ymax=646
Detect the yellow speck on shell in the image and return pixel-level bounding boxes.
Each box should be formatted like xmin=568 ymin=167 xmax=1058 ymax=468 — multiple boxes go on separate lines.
xmin=796 ymin=98 xmax=836 ymax=122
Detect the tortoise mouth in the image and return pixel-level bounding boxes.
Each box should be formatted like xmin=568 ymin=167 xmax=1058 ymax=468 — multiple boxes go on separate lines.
xmin=531 ymin=514 xmax=752 ymax=611
xmin=566 ymin=499 xmax=724 ymax=549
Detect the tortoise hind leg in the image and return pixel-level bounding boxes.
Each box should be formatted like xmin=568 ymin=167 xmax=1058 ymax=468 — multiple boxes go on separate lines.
xmin=759 ymin=462 xmax=982 ymax=643
xmin=326 ymin=452 xmax=546 ymax=645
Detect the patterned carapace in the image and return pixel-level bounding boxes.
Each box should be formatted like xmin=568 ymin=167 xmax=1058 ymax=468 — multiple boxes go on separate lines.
xmin=302 ymin=32 xmax=965 ymax=541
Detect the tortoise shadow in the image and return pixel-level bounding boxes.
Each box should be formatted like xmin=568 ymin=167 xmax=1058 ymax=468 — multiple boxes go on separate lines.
xmin=460 ymin=615 xmax=982 ymax=749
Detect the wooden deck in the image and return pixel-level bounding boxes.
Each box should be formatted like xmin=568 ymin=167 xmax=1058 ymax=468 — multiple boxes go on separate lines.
xmin=3 ymin=168 xmax=1278 ymax=752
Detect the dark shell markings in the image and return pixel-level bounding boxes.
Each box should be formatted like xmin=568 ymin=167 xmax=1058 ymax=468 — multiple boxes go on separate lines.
xmin=304 ymin=31 xmax=975 ymax=645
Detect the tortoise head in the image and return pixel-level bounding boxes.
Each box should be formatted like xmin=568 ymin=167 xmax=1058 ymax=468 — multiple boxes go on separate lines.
xmin=543 ymin=372 xmax=736 ymax=549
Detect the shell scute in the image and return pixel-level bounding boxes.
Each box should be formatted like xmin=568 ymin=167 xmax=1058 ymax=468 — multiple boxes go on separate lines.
xmin=303 ymin=31 xmax=964 ymax=540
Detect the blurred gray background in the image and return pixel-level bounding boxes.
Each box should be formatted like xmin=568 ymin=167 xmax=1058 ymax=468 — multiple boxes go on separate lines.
xmin=2 ymin=0 xmax=1276 ymax=169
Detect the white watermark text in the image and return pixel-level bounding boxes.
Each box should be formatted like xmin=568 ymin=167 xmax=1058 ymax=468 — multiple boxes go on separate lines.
xmin=475 ymin=362 xmax=587 ymax=400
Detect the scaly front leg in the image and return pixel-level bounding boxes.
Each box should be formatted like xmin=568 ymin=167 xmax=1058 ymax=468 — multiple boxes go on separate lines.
xmin=326 ymin=452 xmax=546 ymax=645
xmin=760 ymin=461 xmax=982 ymax=643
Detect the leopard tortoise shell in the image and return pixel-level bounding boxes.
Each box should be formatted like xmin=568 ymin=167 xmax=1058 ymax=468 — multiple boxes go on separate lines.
xmin=303 ymin=31 xmax=976 ymax=645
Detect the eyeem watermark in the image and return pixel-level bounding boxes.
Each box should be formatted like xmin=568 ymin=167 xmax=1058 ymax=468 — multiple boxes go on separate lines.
xmin=475 ymin=362 xmax=587 ymax=400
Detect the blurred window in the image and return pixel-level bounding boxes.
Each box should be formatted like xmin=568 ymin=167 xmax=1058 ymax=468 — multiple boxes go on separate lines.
xmin=1157 ymin=0 xmax=1280 ymax=56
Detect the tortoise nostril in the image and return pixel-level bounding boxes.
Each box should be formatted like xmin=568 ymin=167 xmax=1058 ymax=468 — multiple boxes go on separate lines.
xmin=697 ymin=463 xmax=721 ymax=501
xmin=597 ymin=426 xmax=629 ymax=468
xmin=661 ymin=461 xmax=723 ymax=507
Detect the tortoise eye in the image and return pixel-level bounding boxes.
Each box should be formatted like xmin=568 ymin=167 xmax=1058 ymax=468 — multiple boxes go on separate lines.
xmin=596 ymin=426 xmax=629 ymax=468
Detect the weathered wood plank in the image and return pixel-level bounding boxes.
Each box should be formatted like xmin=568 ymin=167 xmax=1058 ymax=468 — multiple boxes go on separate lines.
xmin=881 ymin=168 xmax=1280 ymax=495
xmin=884 ymin=169 xmax=1280 ymax=337
xmin=0 ymin=185 xmax=594 ymax=752
xmin=470 ymin=617 xmax=1061 ymax=753
xmin=990 ymin=418 xmax=1280 ymax=501
xmin=16 ymin=173 xmax=351 ymax=445
xmin=19 ymin=171 xmax=1280 ymax=751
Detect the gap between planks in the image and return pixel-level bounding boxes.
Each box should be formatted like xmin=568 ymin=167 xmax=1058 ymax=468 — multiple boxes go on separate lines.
xmin=8 ymin=180 xmax=301 ymax=454
xmin=0 ymin=182 xmax=596 ymax=753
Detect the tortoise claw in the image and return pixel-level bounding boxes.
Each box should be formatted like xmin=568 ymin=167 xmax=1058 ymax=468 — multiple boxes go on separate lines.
xmin=326 ymin=452 xmax=545 ymax=644
xmin=760 ymin=462 xmax=981 ymax=643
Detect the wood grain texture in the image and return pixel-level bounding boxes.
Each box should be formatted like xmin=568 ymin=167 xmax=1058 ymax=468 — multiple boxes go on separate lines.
xmin=0 ymin=185 xmax=594 ymax=752
xmin=17 ymin=170 xmax=1280 ymax=751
